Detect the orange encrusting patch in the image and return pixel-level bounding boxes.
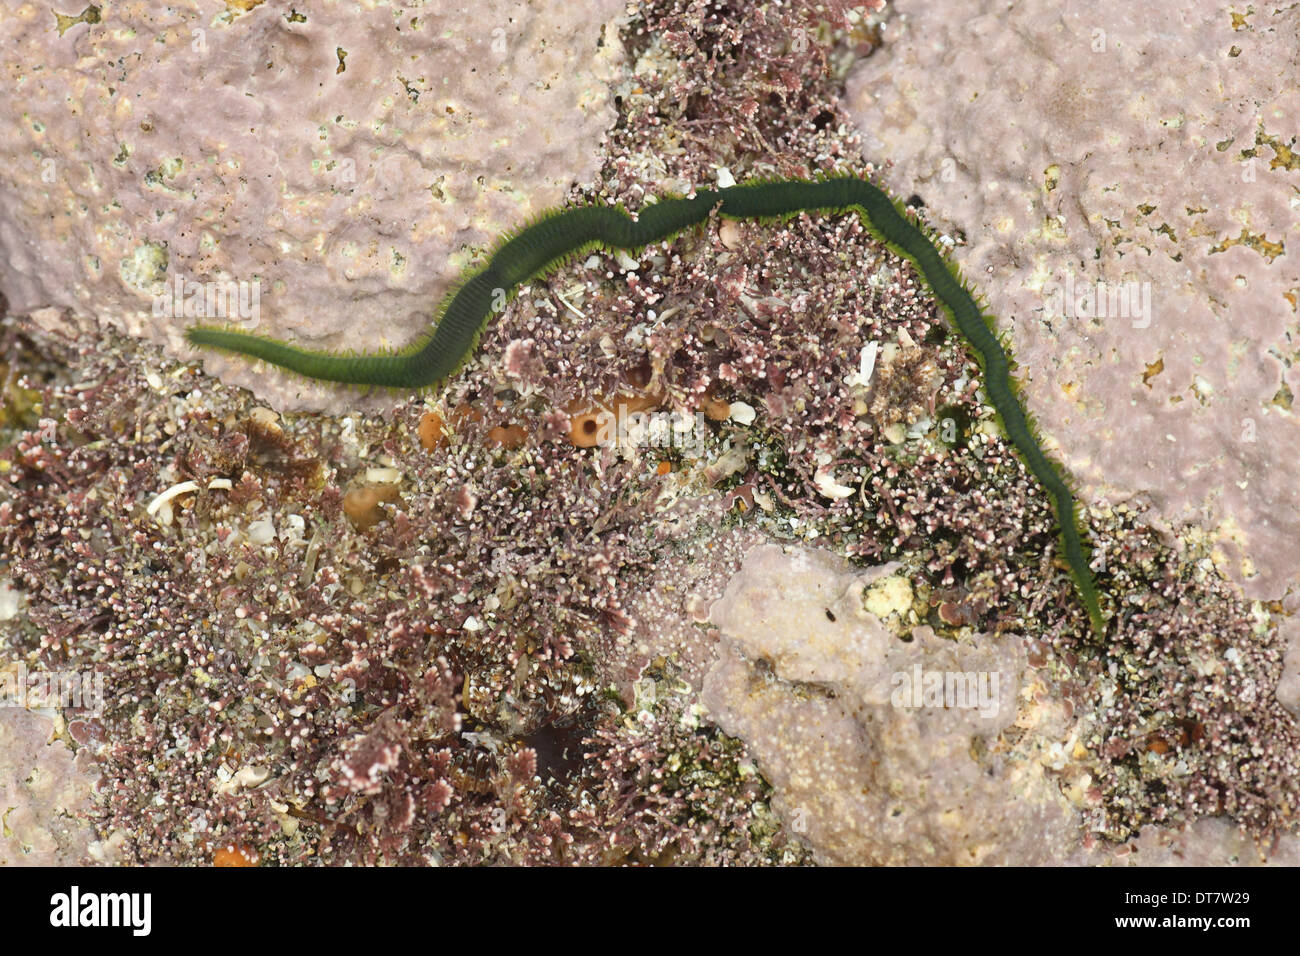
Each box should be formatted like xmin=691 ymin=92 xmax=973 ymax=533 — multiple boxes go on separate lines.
xmin=702 ymin=383 xmax=731 ymax=422
xmin=418 ymin=411 xmax=446 ymax=450
xmin=213 ymin=843 xmax=260 ymax=867
xmin=487 ymin=424 xmax=527 ymax=449
xmin=564 ymin=389 xmax=665 ymax=448
xmin=343 ymin=482 xmax=401 ymax=531
xmin=420 ymin=405 xmax=525 ymax=451
xmin=418 ymin=405 xmax=484 ymax=451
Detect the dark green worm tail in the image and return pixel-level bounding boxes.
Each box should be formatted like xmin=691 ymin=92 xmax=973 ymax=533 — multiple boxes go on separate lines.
xmin=186 ymin=174 xmax=1108 ymax=636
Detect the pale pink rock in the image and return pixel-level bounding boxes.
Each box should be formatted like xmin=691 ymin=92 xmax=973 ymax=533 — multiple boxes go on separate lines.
xmin=845 ymin=0 xmax=1300 ymax=607
xmin=0 ymin=710 xmax=102 ymax=866
xmin=703 ymin=543 xmax=1300 ymax=865
xmin=702 ymin=543 xmax=1080 ymax=865
xmin=0 ymin=0 xmax=625 ymax=411
xmin=1110 ymin=817 xmax=1300 ymax=867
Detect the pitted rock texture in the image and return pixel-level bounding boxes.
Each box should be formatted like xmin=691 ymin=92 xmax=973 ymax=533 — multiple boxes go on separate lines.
xmin=0 ymin=0 xmax=625 ymax=411
xmin=702 ymin=543 xmax=1082 ymax=865
xmin=0 ymin=709 xmax=104 ymax=866
xmin=846 ymin=0 xmax=1300 ymax=606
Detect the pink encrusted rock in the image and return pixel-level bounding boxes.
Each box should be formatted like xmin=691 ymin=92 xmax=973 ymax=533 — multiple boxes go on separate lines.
xmin=702 ymin=543 xmax=1082 ymax=865
xmin=1107 ymin=817 xmax=1300 ymax=867
xmin=0 ymin=0 xmax=625 ymax=411
xmin=702 ymin=544 xmax=1300 ymax=865
xmin=0 ymin=709 xmax=105 ymax=866
xmin=845 ymin=0 xmax=1300 ymax=608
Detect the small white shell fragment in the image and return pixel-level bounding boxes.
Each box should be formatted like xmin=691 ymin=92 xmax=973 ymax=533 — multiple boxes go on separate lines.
xmin=719 ymin=219 xmax=744 ymax=250
xmin=281 ymin=513 xmax=306 ymax=544
xmin=729 ymin=401 xmax=756 ymax=425
xmin=231 ymin=765 xmax=270 ymax=789
xmin=0 ymin=583 xmax=24 ymax=621
xmin=146 ymin=477 xmax=234 ymax=518
xmin=846 ymin=341 xmax=879 ymax=388
xmin=814 ymin=466 xmax=855 ymax=499
xmin=365 ymin=467 xmax=402 ymax=484
xmin=246 ymin=517 xmax=276 ymax=546
xmin=248 ymin=406 xmax=282 ymax=432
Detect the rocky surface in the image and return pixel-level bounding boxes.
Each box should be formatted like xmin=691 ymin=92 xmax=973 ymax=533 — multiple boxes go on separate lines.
xmin=0 ymin=0 xmax=625 ymax=411
xmin=845 ymin=0 xmax=1300 ymax=690
xmin=703 ymin=543 xmax=1082 ymax=865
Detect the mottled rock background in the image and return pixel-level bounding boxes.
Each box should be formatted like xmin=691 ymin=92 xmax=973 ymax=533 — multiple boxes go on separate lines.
xmin=845 ymin=0 xmax=1300 ymax=693
xmin=0 ymin=0 xmax=624 ymax=410
xmin=702 ymin=544 xmax=1081 ymax=865
xmin=2 ymin=0 xmax=1298 ymax=867
xmin=0 ymin=709 xmax=108 ymax=865
xmin=701 ymin=543 xmax=1300 ymax=865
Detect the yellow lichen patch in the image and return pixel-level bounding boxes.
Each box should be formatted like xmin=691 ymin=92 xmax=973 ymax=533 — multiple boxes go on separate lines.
xmin=1257 ymin=130 xmax=1300 ymax=172
xmin=54 ymin=4 xmax=99 ymax=36
xmin=0 ymin=362 xmax=43 ymax=430
xmin=1141 ymin=355 xmax=1164 ymax=388
xmin=1209 ymin=227 xmax=1285 ymax=263
xmin=226 ymin=0 xmax=266 ymax=12
xmin=1043 ymin=163 xmax=1060 ymax=193
xmin=863 ymin=573 xmax=914 ymax=620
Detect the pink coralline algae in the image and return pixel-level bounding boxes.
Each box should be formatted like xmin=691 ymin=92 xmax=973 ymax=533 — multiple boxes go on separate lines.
xmin=702 ymin=543 xmax=1081 ymax=866
xmin=0 ymin=709 xmax=109 ymax=865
